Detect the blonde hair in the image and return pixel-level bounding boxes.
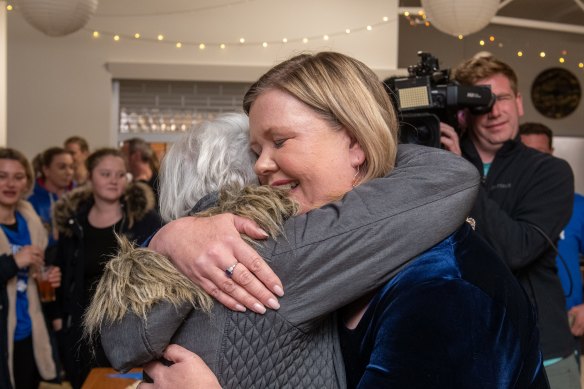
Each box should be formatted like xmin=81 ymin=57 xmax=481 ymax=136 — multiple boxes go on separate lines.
xmin=243 ymin=52 xmax=398 ymax=183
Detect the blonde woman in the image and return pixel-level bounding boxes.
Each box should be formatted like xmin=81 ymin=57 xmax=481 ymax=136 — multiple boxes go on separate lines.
xmin=0 ymin=148 xmax=61 ymax=389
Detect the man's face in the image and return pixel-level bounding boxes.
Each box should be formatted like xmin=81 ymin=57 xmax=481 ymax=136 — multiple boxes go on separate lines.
xmin=465 ymin=73 xmax=524 ymax=157
xmin=521 ymin=133 xmax=553 ymax=155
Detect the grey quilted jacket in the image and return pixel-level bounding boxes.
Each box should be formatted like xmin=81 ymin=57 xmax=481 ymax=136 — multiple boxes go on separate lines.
xmin=101 ymin=145 xmax=480 ymax=388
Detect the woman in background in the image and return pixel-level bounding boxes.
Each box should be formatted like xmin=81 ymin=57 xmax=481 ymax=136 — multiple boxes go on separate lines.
xmin=0 ymin=147 xmax=61 ymax=389
xmin=27 ymin=147 xmax=74 ymax=250
xmin=53 ymin=148 xmax=162 ymax=389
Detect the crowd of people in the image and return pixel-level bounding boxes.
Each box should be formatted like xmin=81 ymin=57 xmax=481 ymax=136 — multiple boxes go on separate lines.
xmin=0 ymin=49 xmax=582 ymax=389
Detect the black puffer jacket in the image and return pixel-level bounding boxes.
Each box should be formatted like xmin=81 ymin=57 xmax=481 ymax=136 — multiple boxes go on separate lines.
xmin=53 ymin=182 xmax=163 ymax=329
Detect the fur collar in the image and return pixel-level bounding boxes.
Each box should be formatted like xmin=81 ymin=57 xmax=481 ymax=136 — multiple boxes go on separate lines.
xmin=53 ymin=181 xmax=156 ymax=237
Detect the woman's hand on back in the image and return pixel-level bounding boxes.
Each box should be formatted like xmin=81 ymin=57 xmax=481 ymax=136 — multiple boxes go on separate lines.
xmin=138 ymin=345 xmax=220 ymax=389
xmin=148 ymin=213 xmax=284 ymax=314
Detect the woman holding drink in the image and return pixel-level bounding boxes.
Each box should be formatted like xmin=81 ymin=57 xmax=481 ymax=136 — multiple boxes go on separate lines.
xmin=0 ymin=147 xmax=61 ymax=389
xmin=53 ymin=148 xmax=162 ymax=389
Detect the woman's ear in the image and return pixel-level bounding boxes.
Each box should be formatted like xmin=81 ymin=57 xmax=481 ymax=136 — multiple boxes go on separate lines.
xmin=349 ymin=137 xmax=366 ymax=168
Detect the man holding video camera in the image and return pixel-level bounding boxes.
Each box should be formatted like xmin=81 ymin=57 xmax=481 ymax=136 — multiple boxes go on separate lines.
xmin=440 ymin=55 xmax=578 ymax=388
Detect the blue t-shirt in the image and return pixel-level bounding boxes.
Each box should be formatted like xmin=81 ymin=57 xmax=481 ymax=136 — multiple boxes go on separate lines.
xmin=1 ymin=211 xmax=33 ymax=341
xmin=557 ymin=193 xmax=584 ymax=310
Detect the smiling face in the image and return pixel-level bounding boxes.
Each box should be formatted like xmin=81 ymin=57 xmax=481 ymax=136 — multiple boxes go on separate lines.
xmin=465 ymin=73 xmax=524 ymax=161
xmin=0 ymin=159 xmax=29 ymax=209
xmin=89 ymin=155 xmax=128 ymax=203
xmin=249 ymin=88 xmax=365 ymax=214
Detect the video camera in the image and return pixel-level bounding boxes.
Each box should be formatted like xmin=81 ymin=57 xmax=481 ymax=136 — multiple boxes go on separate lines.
xmin=383 ymin=52 xmax=495 ymax=148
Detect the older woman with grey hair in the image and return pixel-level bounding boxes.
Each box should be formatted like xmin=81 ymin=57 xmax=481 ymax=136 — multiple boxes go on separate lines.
xmin=158 ymin=113 xmax=257 ymax=222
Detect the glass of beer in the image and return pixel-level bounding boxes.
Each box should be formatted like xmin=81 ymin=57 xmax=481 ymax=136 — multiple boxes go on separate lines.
xmin=36 ymin=265 xmax=56 ymax=303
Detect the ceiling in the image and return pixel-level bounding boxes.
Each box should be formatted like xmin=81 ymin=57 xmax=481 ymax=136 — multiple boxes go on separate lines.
xmin=400 ymin=0 xmax=584 ymax=26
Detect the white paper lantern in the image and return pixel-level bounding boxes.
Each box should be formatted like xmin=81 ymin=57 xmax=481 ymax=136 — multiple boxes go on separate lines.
xmin=18 ymin=0 xmax=99 ymax=37
xmin=421 ymin=0 xmax=500 ymax=37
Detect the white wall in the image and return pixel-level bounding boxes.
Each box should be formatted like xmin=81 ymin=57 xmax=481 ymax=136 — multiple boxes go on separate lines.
xmin=7 ymin=0 xmax=399 ymax=159
xmin=555 ymin=137 xmax=584 ymax=194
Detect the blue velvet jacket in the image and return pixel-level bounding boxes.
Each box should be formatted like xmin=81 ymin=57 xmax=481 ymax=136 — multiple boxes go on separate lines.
xmin=340 ymin=224 xmax=548 ymax=389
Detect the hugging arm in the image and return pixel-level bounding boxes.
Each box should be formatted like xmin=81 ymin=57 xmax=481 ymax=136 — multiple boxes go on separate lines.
xmin=151 ymin=145 xmax=479 ymax=316
xmin=277 ymin=144 xmax=480 ymax=325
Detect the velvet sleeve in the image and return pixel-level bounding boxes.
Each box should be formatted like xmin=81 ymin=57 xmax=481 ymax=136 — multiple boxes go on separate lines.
xmin=356 ymin=280 xmax=523 ymax=389
xmin=271 ymin=144 xmax=480 ymax=327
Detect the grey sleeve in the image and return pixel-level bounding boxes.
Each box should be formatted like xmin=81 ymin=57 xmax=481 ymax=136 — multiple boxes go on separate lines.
xmin=273 ymin=144 xmax=480 ymax=327
xmin=101 ymin=301 xmax=193 ymax=372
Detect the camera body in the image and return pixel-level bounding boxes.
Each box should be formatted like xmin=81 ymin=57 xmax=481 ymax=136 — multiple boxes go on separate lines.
xmin=384 ymin=52 xmax=495 ymax=148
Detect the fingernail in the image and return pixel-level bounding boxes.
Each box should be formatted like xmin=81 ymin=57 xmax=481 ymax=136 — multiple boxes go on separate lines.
xmin=273 ymin=285 xmax=284 ymax=297
xmin=253 ymin=303 xmax=266 ymax=314
xmin=267 ymin=298 xmax=280 ymax=310
xmin=259 ymin=229 xmax=269 ymax=238
xmin=235 ymin=304 xmax=246 ymax=312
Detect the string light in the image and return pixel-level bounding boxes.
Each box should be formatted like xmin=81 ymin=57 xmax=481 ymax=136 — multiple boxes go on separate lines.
xmin=479 ymin=40 xmax=485 ymax=46
xmin=458 ymin=35 xmax=463 ymax=40
xmin=134 ymin=33 xmax=140 ymax=39
xmin=199 ymin=43 xmax=205 ymax=50
xmin=176 ymin=42 xmax=182 ymax=48
xmin=323 ymin=35 xmax=329 ymax=41
xmin=302 ymin=38 xmax=308 ymax=43
xmin=157 ymin=34 xmax=164 ymax=41
xmin=383 ymin=16 xmax=389 ymax=22
xmin=345 ymin=29 xmax=351 ymax=34
xmin=92 ymin=31 xmax=100 ymax=38
xmin=366 ymin=25 xmax=372 ymax=31
xmin=113 ymin=35 xmax=120 ymax=42
xmin=404 ymin=11 xmax=410 ymax=17
xmin=262 ymin=42 xmax=268 ymax=48
xmin=6 ymin=4 xmax=13 ymax=11
xmin=489 ymin=36 xmax=495 ymax=42
xmin=282 ymin=38 xmax=288 ymax=43
xmin=517 ymin=51 xmax=523 ymax=57
xmin=540 ymin=51 xmax=546 ymax=58
xmin=239 ymin=38 xmax=245 ymax=44
xmin=579 ymin=63 xmax=584 ymax=68
xmin=559 ymin=57 xmax=565 ymax=63
xmin=220 ymin=43 xmax=226 ymax=49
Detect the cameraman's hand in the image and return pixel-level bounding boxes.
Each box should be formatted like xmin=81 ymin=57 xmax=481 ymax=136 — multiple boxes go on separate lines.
xmin=440 ymin=122 xmax=462 ymax=156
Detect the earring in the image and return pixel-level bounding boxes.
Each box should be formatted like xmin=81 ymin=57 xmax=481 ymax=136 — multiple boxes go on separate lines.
xmin=352 ymin=165 xmax=361 ymax=188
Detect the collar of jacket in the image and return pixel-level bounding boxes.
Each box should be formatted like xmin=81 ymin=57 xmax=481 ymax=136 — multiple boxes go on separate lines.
xmin=461 ymin=133 xmax=522 ymax=167
xmin=53 ymin=181 xmax=155 ymax=238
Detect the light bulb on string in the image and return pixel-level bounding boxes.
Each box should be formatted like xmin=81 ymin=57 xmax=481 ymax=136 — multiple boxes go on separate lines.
xmin=134 ymin=33 xmax=140 ymax=39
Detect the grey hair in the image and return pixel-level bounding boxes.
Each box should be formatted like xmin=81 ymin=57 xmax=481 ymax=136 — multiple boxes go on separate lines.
xmin=159 ymin=113 xmax=258 ymax=222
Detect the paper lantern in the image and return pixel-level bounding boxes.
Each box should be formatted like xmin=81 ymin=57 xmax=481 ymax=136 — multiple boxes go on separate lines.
xmin=421 ymin=0 xmax=500 ymax=37
xmin=18 ymin=0 xmax=99 ymax=37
